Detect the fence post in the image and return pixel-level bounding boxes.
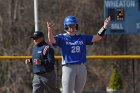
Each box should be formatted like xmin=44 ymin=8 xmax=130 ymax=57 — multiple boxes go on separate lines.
xmin=132 ymin=59 xmax=135 ymax=93
xmin=56 ymin=59 xmax=60 ymax=89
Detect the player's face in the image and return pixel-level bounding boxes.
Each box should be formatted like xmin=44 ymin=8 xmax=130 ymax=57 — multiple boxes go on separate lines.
xmin=67 ymin=24 xmax=77 ymax=35
xmin=33 ymin=37 xmax=44 ymax=45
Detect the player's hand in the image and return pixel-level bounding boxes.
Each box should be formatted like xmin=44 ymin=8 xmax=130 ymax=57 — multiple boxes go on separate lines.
xmin=47 ymin=22 xmax=54 ymax=31
xmin=103 ymin=16 xmax=111 ymax=29
xmin=25 ymin=59 xmax=30 ymax=64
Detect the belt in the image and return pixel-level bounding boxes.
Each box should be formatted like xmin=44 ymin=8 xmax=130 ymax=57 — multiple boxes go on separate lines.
xmin=35 ymin=72 xmax=46 ymax=75
xmin=34 ymin=70 xmax=53 ymax=75
xmin=62 ymin=62 xmax=84 ymax=66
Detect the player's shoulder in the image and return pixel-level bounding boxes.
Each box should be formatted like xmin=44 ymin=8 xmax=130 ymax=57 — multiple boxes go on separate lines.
xmin=55 ymin=33 xmax=64 ymax=36
xmin=44 ymin=43 xmax=54 ymax=48
xmin=55 ymin=33 xmax=65 ymax=39
xmin=56 ymin=33 xmax=69 ymax=38
xmin=43 ymin=44 xmax=50 ymax=50
xmin=43 ymin=44 xmax=54 ymax=54
xmin=80 ymin=34 xmax=93 ymax=37
xmin=61 ymin=33 xmax=69 ymax=37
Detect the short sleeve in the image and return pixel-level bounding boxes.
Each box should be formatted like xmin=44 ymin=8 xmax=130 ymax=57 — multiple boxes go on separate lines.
xmin=85 ymin=35 xmax=93 ymax=45
xmin=53 ymin=34 xmax=62 ymax=47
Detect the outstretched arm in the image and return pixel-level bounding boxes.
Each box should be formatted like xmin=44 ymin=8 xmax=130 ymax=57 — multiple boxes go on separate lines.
xmin=47 ymin=22 xmax=56 ymax=43
xmin=92 ymin=16 xmax=111 ymax=42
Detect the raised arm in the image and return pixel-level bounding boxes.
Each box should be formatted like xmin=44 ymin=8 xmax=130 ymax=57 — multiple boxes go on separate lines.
xmin=47 ymin=22 xmax=56 ymax=43
xmin=92 ymin=16 xmax=111 ymax=42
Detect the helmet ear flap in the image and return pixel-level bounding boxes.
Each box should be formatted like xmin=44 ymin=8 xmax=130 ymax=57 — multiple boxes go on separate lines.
xmin=64 ymin=24 xmax=68 ymax=30
xmin=76 ymin=24 xmax=78 ymax=30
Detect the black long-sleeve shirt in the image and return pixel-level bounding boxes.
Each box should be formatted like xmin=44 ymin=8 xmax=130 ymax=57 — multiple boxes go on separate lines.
xmin=31 ymin=41 xmax=55 ymax=74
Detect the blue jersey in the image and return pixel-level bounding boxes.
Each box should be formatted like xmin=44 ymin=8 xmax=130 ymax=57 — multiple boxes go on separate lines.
xmin=54 ymin=33 xmax=93 ymax=65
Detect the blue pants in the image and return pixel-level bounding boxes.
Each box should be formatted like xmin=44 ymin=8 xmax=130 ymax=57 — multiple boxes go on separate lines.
xmin=32 ymin=70 xmax=61 ymax=93
xmin=62 ymin=63 xmax=87 ymax=93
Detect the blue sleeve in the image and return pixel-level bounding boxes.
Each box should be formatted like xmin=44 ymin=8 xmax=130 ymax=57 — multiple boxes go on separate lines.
xmin=53 ymin=34 xmax=62 ymax=47
xmin=85 ymin=35 xmax=93 ymax=45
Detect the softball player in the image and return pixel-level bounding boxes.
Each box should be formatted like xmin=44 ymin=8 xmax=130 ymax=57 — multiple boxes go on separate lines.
xmin=47 ymin=16 xmax=110 ymax=93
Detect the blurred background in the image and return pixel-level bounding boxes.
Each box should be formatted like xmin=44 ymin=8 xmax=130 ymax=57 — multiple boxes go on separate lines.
xmin=0 ymin=0 xmax=140 ymax=93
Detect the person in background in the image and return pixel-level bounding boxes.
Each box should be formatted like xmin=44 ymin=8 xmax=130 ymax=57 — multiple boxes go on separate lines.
xmin=25 ymin=31 xmax=61 ymax=93
xmin=47 ymin=16 xmax=110 ymax=93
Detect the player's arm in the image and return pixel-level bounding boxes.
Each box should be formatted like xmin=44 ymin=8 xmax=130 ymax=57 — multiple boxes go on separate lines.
xmin=92 ymin=16 xmax=110 ymax=43
xmin=43 ymin=46 xmax=55 ymax=64
xmin=47 ymin=22 xmax=56 ymax=44
xmin=47 ymin=48 xmax=55 ymax=63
